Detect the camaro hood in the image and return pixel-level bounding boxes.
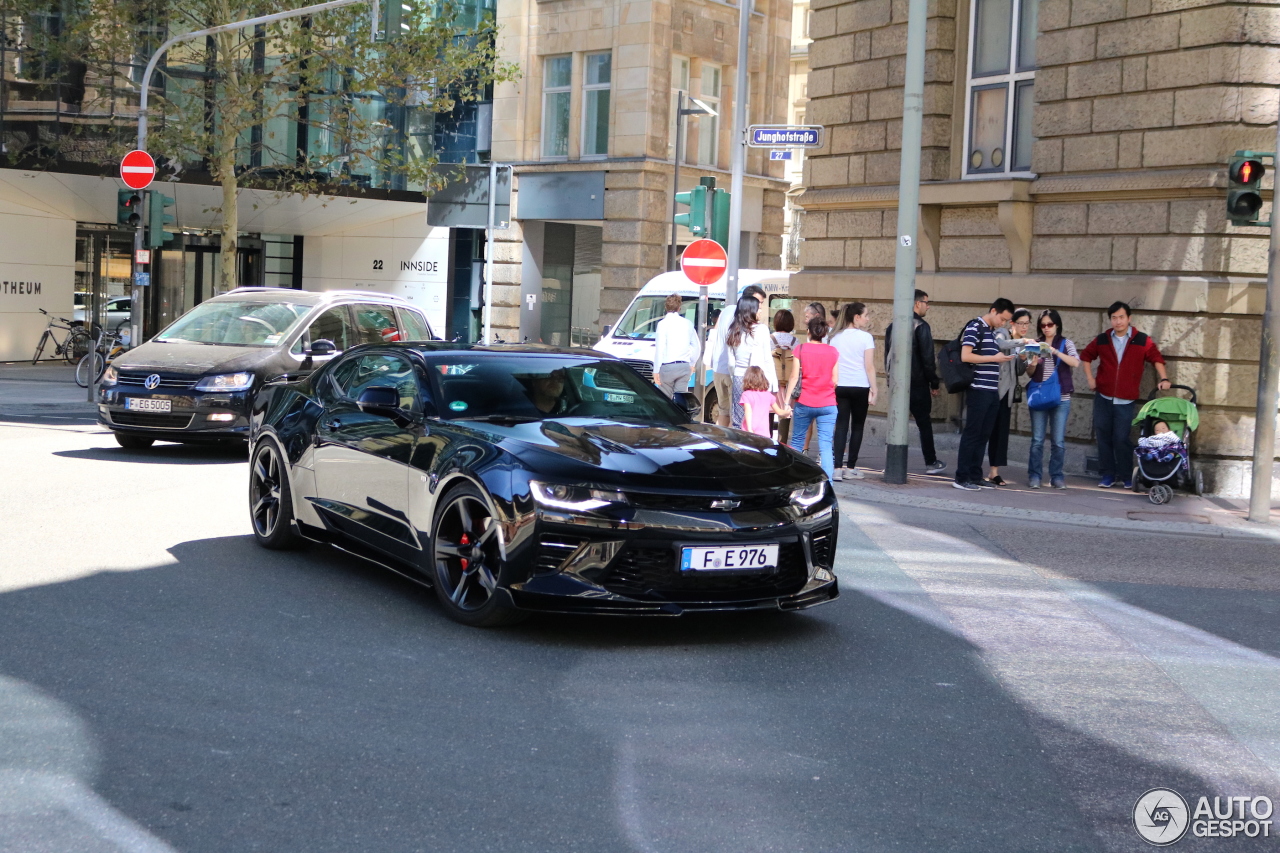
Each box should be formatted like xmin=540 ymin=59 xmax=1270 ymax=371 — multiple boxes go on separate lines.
xmin=468 ymin=418 xmax=821 ymax=491
xmin=112 ymin=340 xmax=272 ymax=375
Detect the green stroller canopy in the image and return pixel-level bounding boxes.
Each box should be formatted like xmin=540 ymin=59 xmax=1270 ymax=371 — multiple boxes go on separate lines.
xmin=1133 ymin=395 xmax=1199 ymax=436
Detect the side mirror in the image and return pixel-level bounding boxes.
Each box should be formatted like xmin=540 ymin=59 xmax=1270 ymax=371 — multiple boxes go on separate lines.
xmin=307 ymin=339 xmax=337 ymax=357
xmin=672 ymin=392 xmax=700 ymax=420
xmin=601 ymin=325 xmax=612 ymax=338
xmin=357 ymin=385 xmax=402 ymax=419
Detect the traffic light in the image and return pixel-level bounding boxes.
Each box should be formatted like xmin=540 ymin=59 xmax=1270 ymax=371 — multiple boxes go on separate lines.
xmin=674 ymin=184 xmax=708 ymax=237
xmin=711 ymin=188 xmax=731 ymax=249
xmin=146 ymin=190 xmax=177 ymax=248
xmin=1226 ymin=153 xmax=1266 ymax=226
xmin=117 ymin=189 xmax=143 ymax=226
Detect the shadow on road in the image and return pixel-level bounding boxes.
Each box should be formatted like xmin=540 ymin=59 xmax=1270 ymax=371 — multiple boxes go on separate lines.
xmin=53 ymin=444 xmax=248 ymax=465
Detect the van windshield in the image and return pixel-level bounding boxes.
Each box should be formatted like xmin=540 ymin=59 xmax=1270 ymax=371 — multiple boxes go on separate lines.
xmin=611 ymin=295 xmax=724 ymax=340
xmin=155 ymin=300 xmax=310 ymax=347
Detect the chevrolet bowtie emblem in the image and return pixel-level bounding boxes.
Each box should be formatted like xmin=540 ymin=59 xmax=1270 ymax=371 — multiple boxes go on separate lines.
xmin=710 ymin=499 xmax=740 ymax=510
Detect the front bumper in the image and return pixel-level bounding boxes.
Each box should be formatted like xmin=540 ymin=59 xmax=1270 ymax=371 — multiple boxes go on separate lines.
xmin=98 ymin=384 xmax=252 ymax=441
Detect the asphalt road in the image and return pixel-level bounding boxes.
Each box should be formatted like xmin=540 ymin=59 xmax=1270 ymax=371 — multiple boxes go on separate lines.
xmin=2 ymin=418 xmax=1279 ymax=853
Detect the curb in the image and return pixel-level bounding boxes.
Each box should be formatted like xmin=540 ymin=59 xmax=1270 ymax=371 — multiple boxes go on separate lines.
xmin=834 ymin=481 xmax=1280 ymax=542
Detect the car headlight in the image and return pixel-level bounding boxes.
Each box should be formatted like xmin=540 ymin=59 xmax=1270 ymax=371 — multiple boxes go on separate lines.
xmin=100 ymin=365 xmax=118 ymax=386
xmin=194 ymin=372 xmax=254 ymax=392
xmin=789 ymin=482 xmax=827 ymax=510
xmin=530 ymin=481 xmax=627 ymax=512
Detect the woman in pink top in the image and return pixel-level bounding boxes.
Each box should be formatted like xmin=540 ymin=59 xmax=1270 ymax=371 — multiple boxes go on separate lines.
xmin=784 ymin=316 xmax=839 ymax=479
xmin=739 ymin=366 xmax=786 ymax=439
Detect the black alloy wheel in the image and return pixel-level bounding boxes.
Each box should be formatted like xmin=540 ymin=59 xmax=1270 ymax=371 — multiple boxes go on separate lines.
xmin=250 ymin=440 xmax=301 ymax=549
xmin=431 ymin=484 xmax=523 ymax=627
xmin=115 ymin=433 xmax=155 ymax=450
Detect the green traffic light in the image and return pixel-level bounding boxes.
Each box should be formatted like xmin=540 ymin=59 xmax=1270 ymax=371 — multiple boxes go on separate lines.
xmin=674 ymin=184 xmax=708 ymax=237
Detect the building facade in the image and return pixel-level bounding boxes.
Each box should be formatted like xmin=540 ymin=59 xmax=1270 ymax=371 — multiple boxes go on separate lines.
xmin=793 ymin=0 xmax=1279 ymax=495
xmin=486 ymin=0 xmax=795 ymax=345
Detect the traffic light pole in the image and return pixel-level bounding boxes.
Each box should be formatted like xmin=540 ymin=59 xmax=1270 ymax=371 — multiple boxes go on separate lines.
xmin=724 ymin=0 xmax=751 ymax=311
xmin=1247 ymin=125 xmax=1280 ymax=523
xmin=883 ymin=0 xmax=929 ymax=484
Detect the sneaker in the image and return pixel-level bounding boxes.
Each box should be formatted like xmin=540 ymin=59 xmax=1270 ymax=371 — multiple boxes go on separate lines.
xmin=1052 ymin=480 xmax=1066 ymax=489
xmin=1028 ymin=479 xmax=1041 ymax=489
xmin=834 ymin=468 xmax=844 ymax=481
xmin=846 ymin=468 xmax=865 ymax=479
xmin=925 ymin=460 xmax=947 ymax=473
xmin=1123 ymin=480 xmax=1134 ymax=490
xmin=952 ymin=481 xmax=980 ymax=491
xmin=977 ymin=480 xmax=997 ymax=489
xmin=1098 ymin=476 xmax=1115 ymax=488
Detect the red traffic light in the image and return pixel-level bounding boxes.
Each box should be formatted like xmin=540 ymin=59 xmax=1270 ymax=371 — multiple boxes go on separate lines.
xmin=1228 ymin=158 xmax=1265 ymax=186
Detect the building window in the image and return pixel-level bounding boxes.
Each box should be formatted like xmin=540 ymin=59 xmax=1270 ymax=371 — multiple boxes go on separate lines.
xmin=697 ymin=64 xmax=721 ymax=167
xmin=669 ymin=56 xmax=691 ymax=161
xmin=542 ymin=55 xmax=572 ymax=159
xmin=963 ymin=0 xmax=1035 ymax=176
xmin=582 ymin=52 xmax=611 ymax=157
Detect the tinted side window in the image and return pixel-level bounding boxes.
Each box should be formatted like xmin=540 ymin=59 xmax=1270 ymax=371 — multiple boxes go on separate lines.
xmin=346 ymin=353 xmax=420 ymax=410
xmin=397 ymin=307 xmax=432 ymax=341
xmin=309 ymin=306 xmax=353 ymax=351
xmin=328 ymin=357 xmax=362 ymax=397
xmin=354 ymin=305 xmax=403 ymax=345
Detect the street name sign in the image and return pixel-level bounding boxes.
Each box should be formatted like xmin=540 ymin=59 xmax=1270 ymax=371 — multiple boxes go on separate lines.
xmin=120 ymin=150 xmax=156 ymax=190
xmin=747 ymin=125 xmax=824 ymax=148
xmin=681 ymin=239 xmax=728 ymax=286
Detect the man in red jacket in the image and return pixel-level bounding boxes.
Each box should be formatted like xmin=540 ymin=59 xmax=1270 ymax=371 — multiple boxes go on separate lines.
xmin=1080 ymin=301 xmax=1171 ymax=488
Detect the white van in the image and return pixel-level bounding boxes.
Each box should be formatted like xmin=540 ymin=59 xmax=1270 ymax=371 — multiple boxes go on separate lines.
xmin=593 ymin=269 xmax=792 ymax=416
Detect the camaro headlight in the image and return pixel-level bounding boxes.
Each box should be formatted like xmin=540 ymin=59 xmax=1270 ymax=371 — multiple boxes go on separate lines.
xmin=194 ymin=372 xmax=254 ymax=392
xmin=100 ymin=365 xmax=118 ymax=387
xmin=789 ymin=482 xmax=827 ymax=510
xmin=530 ymin=481 xmax=627 ymax=512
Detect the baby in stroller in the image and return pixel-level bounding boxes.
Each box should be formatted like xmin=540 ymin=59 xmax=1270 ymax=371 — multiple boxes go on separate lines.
xmin=1136 ymin=420 xmax=1186 ymax=466
xmin=1131 ymin=385 xmax=1202 ymax=502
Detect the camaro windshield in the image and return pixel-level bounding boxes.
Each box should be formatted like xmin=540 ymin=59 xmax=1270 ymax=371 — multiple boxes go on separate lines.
xmin=429 ymin=357 xmax=687 ymax=424
xmin=156 ymin=300 xmax=310 ymax=347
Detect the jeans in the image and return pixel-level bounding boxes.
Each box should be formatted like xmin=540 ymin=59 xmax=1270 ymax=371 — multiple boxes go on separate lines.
xmin=909 ymin=384 xmax=938 ymax=465
xmin=789 ymin=403 xmax=837 ymax=479
xmin=833 ymin=386 xmax=871 ymax=469
xmin=956 ymin=389 xmax=1000 ymax=485
xmin=1093 ymin=395 xmax=1137 ymax=479
xmin=1029 ymin=399 xmax=1072 ymax=484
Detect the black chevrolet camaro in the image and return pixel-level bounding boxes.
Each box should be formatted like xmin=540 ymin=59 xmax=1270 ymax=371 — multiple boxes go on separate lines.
xmin=248 ymin=343 xmax=838 ymax=626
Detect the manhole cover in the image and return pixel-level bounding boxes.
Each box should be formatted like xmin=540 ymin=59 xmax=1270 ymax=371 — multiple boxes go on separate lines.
xmin=1127 ymin=511 xmax=1210 ymax=524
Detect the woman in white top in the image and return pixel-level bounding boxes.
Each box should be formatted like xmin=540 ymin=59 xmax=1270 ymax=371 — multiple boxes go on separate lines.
xmin=828 ymin=302 xmax=877 ymax=479
xmin=724 ymin=295 xmax=779 ymax=429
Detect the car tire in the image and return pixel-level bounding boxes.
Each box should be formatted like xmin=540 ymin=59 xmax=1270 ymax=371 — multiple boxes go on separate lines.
xmin=115 ymin=433 xmax=155 ymax=450
xmin=704 ymin=389 xmax=722 ymax=425
xmin=430 ymin=483 xmax=525 ymax=627
xmin=249 ymin=439 xmax=302 ymax=550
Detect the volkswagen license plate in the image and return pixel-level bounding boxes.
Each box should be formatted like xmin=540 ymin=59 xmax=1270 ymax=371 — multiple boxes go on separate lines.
xmin=680 ymin=543 xmax=779 ymax=572
xmin=126 ymin=398 xmax=171 ymax=412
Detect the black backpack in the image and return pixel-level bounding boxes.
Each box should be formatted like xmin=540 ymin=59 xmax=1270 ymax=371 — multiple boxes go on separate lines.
xmin=938 ymin=332 xmax=976 ymax=393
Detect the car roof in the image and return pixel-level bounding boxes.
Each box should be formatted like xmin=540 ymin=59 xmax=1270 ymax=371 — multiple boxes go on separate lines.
xmin=382 ymin=342 xmax=619 ymax=359
xmin=205 ymin=287 xmax=417 ymax=308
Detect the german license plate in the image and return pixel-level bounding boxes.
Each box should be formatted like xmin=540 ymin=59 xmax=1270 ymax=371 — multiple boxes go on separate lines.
xmin=680 ymin=543 xmax=779 ymax=572
xmin=126 ymin=398 xmax=171 ymax=412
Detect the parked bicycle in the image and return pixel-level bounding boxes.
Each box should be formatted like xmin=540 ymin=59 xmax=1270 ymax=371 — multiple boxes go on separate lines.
xmin=75 ymin=326 xmax=130 ymax=388
xmin=31 ymin=309 xmax=93 ymax=365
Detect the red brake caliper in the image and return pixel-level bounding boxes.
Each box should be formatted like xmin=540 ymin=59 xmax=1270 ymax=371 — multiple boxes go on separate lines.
xmin=459 ymin=533 xmax=470 ymax=570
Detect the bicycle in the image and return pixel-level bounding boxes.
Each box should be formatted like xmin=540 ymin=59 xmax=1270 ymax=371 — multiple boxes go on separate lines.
xmin=32 ymin=308 xmax=93 ymax=365
xmin=75 ymin=326 xmax=129 ymax=388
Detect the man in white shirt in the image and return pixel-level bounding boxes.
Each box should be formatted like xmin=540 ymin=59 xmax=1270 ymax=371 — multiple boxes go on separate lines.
xmin=711 ymin=283 xmax=768 ymax=425
xmin=651 ymin=294 xmax=701 ymax=398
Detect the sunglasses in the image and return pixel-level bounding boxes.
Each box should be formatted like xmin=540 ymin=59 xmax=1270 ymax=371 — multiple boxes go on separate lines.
xmin=1039 ymin=322 xmax=1056 ymax=329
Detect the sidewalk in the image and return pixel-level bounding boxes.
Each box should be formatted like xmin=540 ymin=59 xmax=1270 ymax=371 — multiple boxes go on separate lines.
xmin=0 ymin=362 xmax=99 ymax=425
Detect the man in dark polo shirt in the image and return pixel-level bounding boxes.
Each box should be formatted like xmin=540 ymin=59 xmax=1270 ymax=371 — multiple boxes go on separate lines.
xmin=954 ymin=298 xmax=1016 ymax=490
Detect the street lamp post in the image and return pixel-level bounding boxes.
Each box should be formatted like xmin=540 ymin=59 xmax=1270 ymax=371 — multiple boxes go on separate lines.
xmin=667 ymin=92 xmax=718 ymax=271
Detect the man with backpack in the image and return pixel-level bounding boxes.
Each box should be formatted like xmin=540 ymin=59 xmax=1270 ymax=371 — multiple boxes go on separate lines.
xmin=953 ymin=298 xmax=1016 ymax=490
xmin=885 ymin=289 xmax=945 ymax=473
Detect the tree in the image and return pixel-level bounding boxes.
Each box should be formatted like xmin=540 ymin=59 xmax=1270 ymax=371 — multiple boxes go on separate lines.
xmin=3 ymin=0 xmax=514 ymax=291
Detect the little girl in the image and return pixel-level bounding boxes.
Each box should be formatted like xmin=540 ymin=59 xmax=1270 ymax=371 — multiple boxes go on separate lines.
xmin=740 ymin=366 xmax=788 ymax=439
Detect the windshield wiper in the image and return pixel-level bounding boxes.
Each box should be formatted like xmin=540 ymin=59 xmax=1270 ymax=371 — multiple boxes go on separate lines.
xmin=458 ymin=414 xmax=543 ymax=425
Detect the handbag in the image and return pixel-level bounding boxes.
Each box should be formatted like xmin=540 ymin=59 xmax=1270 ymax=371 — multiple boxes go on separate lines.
xmin=1025 ymin=359 xmax=1062 ymax=411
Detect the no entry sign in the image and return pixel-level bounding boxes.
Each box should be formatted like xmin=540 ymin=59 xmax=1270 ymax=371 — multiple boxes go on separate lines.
xmin=680 ymin=239 xmax=728 ymax=286
xmin=120 ymin=150 xmax=156 ymax=190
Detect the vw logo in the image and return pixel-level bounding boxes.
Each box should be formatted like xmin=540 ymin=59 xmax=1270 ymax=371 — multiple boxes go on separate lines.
xmin=144 ymin=373 xmax=162 ymax=390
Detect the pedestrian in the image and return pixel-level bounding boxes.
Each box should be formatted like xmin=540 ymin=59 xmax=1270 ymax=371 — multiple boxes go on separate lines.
xmin=651 ymin=293 xmax=700 ymax=399
xmin=724 ymin=295 xmax=778 ymax=429
xmin=1079 ymin=301 xmax=1171 ymax=488
xmin=1024 ymin=309 xmax=1080 ymax=489
xmin=984 ymin=308 xmax=1033 ymax=486
xmin=884 ymin=289 xmax=945 ymax=473
xmin=786 ymin=315 xmax=839 ymax=479
xmin=797 ymin=302 xmax=826 ymax=449
xmin=740 ymin=365 xmax=788 ymax=439
xmin=771 ymin=309 xmax=798 ymax=443
xmin=711 ymin=284 xmax=768 ymax=426
xmin=953 ymin=298 xmax=1016 ymax=491
xmin=829 ymin=301 xmax=877 ymax=480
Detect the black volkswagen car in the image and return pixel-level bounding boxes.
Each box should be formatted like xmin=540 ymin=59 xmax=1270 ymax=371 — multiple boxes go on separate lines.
xmin=249 ymin=343 xmax=839 ymax=626
xmin=98 ymin=288 xmax=434 ymax=449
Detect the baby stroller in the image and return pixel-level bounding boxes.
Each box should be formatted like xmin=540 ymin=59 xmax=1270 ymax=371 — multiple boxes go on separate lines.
xmin=1130 ymin=385 xmax=1201 ymax=504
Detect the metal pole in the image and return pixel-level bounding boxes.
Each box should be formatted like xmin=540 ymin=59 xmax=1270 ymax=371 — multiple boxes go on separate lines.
xmin=1248 ymin=129 xmax=1280 ymax=523
xmin=882 ymin=0 xmax=928 ymax=485
xmin=725 ymin=0 xmax=751 ymax=309
xmin=669 ymin=91 xmax=685 ymax=272
xmin=483 ymin=159 xmax=497 ymax=344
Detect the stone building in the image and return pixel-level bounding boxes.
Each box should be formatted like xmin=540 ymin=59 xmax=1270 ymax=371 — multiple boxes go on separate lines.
xmin=487 ymin=0 xmax=795 ymax=345
xmin=793 ymin=0 xmax=1279 ymax=494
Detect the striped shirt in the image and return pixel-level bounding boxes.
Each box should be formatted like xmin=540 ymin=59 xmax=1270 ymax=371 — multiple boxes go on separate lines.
xmin=961 ymin=318 xmax=1000 ymax=392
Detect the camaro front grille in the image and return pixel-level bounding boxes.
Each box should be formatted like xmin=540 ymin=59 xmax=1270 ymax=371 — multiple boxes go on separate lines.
xmin=625 ymin=492 xmax=790 ymax=512
xmin=595 ymin=542 xmax=808 ymax=601
xmin=809 ymin=526 xmax=834 ymax=569
xmin=116 ymin=372 xmax=199 ymax=389
xmin=109 ymin=411 xmax=194 ymax=429
xmin=533 ymin=534 xmax=583 ymax=574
